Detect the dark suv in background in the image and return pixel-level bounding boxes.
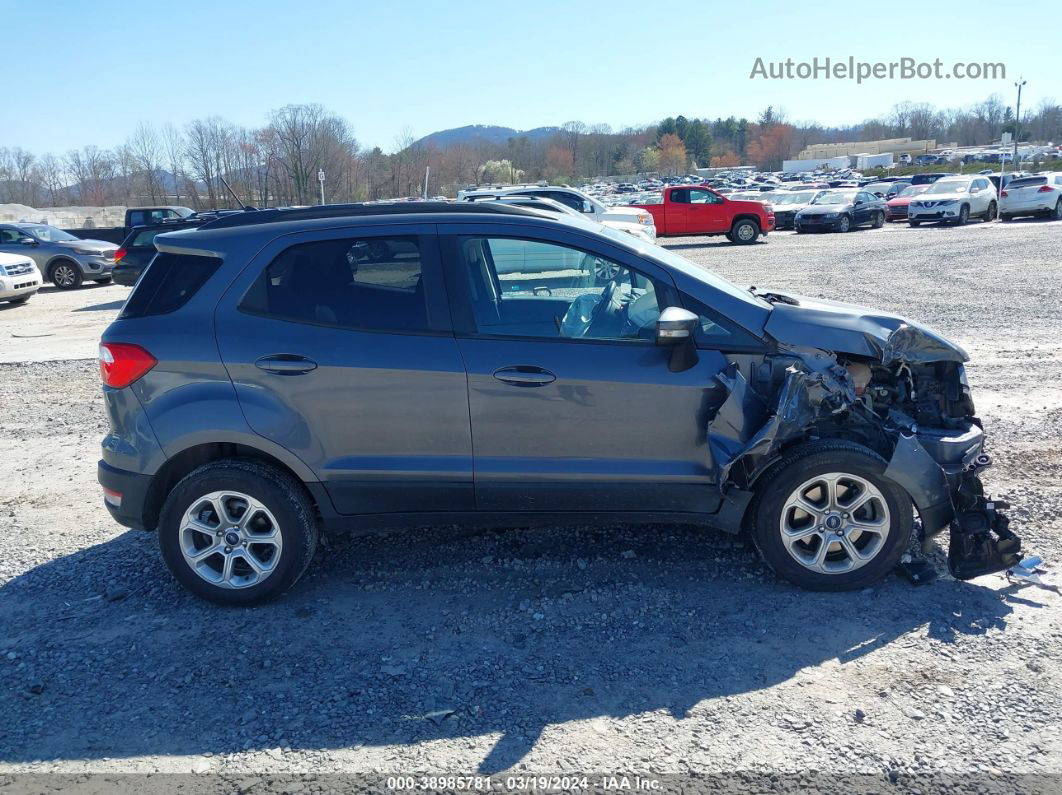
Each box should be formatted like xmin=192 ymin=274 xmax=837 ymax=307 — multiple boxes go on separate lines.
xmin=97 ymin=203 xmax=1020 ymax=605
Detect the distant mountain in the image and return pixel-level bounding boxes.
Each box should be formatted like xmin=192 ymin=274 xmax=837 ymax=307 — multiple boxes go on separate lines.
xmin=413 ymin=124 xmax=562 ymax=150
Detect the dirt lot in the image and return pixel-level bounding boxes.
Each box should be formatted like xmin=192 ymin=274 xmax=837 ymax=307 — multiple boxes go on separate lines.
xmin=0 ymin=218 xmax=1060 ymax=792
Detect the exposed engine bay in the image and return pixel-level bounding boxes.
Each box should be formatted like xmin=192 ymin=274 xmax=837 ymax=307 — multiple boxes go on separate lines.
xmin=705 ymin=291 xmax=1021 ymax=581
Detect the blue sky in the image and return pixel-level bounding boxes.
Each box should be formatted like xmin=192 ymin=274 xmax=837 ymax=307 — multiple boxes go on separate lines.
xmin=4 ymin=0 xmax=1053 ymax=154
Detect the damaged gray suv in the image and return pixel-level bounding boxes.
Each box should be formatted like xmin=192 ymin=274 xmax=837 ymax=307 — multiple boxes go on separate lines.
xmin=97 ymin=203 xmax=1020 ymax=604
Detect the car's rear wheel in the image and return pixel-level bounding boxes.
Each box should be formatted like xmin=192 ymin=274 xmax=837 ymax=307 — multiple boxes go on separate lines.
xmin=730 ymin=219 xmax=760 ymax=244
xmin=1000 ymin=213 xmax=1013 ymax=222
xmin=871 ymin=210 xmax=885 ymax=228
xmin=1053 ymin=199 xmax=1062 ymax=220
xmin=158 ymin=459 xmax=319 ymax=605
xmin=749 ymin=441 xmax=912 ymax=591
xmin=836 ymin=214 xmax=851 ymax=233
xmin=49 ymin=260 xmax=82 ymax=290
xmin=983 ymin=201 xmax=997 ymax=221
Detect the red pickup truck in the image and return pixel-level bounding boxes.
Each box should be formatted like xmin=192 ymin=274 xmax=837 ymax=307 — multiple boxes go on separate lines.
xmin=632 ymin=185 xmax=774 ymax=244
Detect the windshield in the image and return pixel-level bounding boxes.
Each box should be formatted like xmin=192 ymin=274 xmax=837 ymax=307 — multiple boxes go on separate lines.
xmin=925 ymin=180 xmax=968 ymax=195
xmin=776 ymin=191 xmax=816 ymax=205
xmin=18 ymin=224 xmax=78 ymax=242
xmin=898 ymin=185 xmax=930 ymax=198
xmin=813 ymin=191 xmax=855 ymax=205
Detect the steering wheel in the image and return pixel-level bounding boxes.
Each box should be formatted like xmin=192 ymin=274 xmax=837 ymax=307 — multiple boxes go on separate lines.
xmin=587 ymin=279 xmax=619 ymax=334
xmin=558 ymin=279 xmax=618 ymax=338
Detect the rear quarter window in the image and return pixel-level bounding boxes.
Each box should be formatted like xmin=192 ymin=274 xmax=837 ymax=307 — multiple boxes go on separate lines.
xmin=120 ymin=252 xmax=222 ymax=318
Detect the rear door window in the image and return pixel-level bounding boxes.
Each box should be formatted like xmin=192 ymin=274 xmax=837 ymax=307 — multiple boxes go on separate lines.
xmin=239 ymin=236 xmax=432 ymax=333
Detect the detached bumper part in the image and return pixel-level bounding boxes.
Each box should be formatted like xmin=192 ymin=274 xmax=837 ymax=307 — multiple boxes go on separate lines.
xmin=885 ymin=431 xmax=1022 ymax=581
xmin=947 ymin=474 xmax=1021 ymax=580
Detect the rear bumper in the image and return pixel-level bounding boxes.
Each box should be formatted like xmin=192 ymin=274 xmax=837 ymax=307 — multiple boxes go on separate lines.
xmin=98 ymin=459 xmax=153 ymax=530
xmin=112 ymin=265 xmax=143 ymax=286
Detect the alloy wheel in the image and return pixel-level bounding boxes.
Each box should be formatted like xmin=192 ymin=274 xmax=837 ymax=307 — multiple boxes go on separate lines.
xmin=53 ymin=264 xmax=77 ymax=287
xmin=179 ymin=491 xmax=283 ymax=589
xmin=778 ymin=472 xmax=891 ymax=575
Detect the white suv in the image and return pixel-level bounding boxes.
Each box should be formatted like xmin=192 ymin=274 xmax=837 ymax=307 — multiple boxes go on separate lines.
xmin=458 ymin=185 xmax=657 ymax=240
xmin=0 ymin=252 xmax=41 ymax=305
xmin=999 ymin=173 xmax=1062 ymax=221
xmin=908 ymin=175 xmax=998 ymax=226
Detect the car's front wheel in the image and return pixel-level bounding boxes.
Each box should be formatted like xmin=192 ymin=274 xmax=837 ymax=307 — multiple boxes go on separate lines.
xmin=158 ymin=459 xmax=319 ymax=605
xmin=49 ymin=260 xmax=83 ymax=290
xmin=836 ymin=214 xmax=852 ymax=233
xmin=729 ymin=219 xmax=760 ymax=244
xmin=953 ymin=204 xmax=970 ymax=226
xmin=750 ymin=441 xmax=912 ymax=591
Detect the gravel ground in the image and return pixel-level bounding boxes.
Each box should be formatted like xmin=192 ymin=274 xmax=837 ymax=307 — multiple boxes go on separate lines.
xmin=0 ymin=217 xmax=1060 ymax=792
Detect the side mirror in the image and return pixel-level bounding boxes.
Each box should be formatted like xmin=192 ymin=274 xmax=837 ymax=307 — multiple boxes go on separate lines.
xmin=655 ymin=306 xmax=700 ymax=372
xmin=18 ymin=237 xmax=36 ymax=245
xmin=582 ymin=200 xmax=594 ymax=213
xmin=854 ymin=199 xmax=864 ymax=206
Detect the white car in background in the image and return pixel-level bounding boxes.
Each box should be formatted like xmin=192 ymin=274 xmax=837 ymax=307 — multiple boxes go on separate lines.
xmin=0 ymin=252 xmax=41 ymax=305
xmin=467 ymin=195 xmax=654 ymax=280
xmin=999 ymin=173 xmax=1062 ymax=220
xmin=457 ymin=184 xmax=656 ymax=239
xmin=908 ymin=175 xmax=998 ymax=226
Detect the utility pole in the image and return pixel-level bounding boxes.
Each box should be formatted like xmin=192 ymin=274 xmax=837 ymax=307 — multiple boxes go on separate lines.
xmin=1013 ymin=78 xmax=1026 ymax=170
xmin=423 ymin=166 xmax=430 ymax=200
xmin=318 ymin=169 xmax=325 ymax=205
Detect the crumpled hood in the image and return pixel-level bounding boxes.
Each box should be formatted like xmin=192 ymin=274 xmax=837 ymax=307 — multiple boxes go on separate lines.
xmin=760 ymin=291 xmax=968 ymax=363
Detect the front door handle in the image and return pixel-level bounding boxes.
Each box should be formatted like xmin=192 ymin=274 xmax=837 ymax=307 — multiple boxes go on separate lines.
xmin=492 ymin=365 xmax=556 ymax=387
xmin=255 ymin=354 xmax=318 ymax=375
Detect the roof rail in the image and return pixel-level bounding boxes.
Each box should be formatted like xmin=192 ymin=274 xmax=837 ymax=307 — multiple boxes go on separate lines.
xmin=195 ymin=201 xmax=533 ymax=231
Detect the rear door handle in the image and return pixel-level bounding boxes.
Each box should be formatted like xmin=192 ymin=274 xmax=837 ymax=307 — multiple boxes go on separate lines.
xmin=255 ymin=354 xmax=318 ymax=375
xmin=492 ymin=365 xmax=556 ymax=387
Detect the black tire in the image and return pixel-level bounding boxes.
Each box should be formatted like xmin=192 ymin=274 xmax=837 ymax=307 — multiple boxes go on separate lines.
xmin=49 ymin=260 xmax=83 ymax=290
xmin=1000 ymin=213 xmax=1012 ymax=222
xmin=749 ymin=440 xmax=913 ymax=591
xmin=953 ymin=204 xmax=969 ymax=226
xmin=6 ymin=295 xmax=31 ymax=305
xmin=837 ymin=214 xmax=852 ymax=233
xmin=729 ymin=218 xmax=760 ymax=244
xmin=871 ymin=210 xmax=885 ymax=228
xmin=908 ymin=220 xmax=921 ymax=227
xmin=983 ymin=201 xmax=997 ymax=222
xmin=1053 ymin=200 xmax=1062 ymax=220
xmin=157 ymin=459 xmax=319 ymax=606
xmin=95 ymin=276 xmax=113 ymax=285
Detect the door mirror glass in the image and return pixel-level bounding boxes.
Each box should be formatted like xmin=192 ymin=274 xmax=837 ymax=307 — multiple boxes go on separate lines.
xmin=18 ymin=237 xmax=36 ymax=245
xmin=581 ymin=200 xmax=594 ymax=213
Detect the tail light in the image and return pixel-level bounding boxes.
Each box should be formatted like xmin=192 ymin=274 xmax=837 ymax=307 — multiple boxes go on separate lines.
xmin=1000 ymin=190 xmax=1008 ymax=198
xmin=1038 ymin=185 xmax=1054 ymax=193
xmin=114 ymin=247 xmax=127 ymax=263
xmin=99 ymin=343 xmax=157 ymax=388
